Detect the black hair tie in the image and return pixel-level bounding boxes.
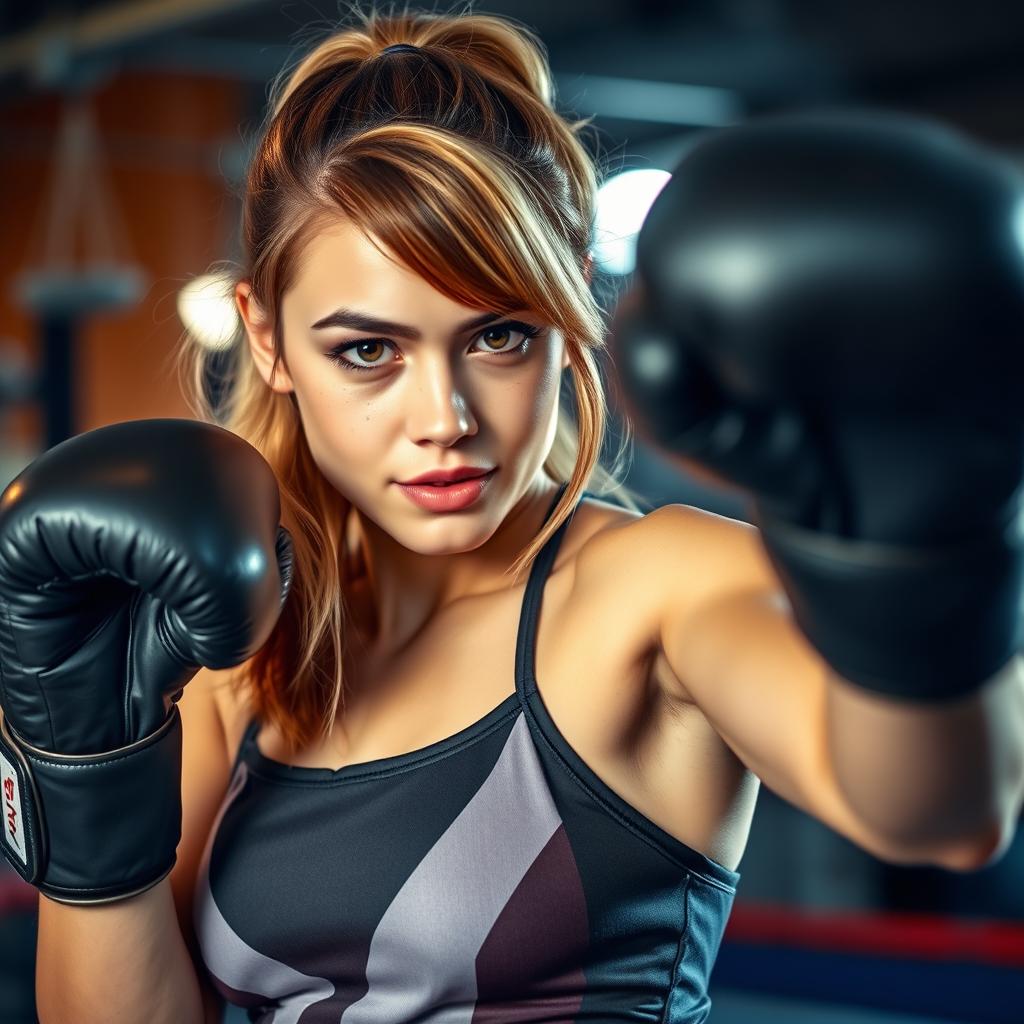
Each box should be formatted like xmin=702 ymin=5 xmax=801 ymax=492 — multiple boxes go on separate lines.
xmin=379 ymin=43 xmax=420 ymax=56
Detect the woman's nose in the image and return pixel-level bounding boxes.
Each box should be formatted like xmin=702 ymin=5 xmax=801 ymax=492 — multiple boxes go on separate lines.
xmin=405 ymin=362 xmax=478 ymax=445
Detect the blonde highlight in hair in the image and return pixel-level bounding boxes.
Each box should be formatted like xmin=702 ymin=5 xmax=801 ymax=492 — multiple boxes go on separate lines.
xmin=176 ymin=1 xmax=645 ymax=754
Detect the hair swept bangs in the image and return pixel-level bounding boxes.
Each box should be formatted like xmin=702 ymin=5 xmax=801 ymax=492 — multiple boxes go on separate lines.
xmin=176 ymin=5 xmax=645 ymax=754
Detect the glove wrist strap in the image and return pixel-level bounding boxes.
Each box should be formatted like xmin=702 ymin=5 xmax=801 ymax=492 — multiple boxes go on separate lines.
xmin=756 ymin=511 xmax=1024 ymax=701
xmin=0 ymin=707 xmax=183 ymax=904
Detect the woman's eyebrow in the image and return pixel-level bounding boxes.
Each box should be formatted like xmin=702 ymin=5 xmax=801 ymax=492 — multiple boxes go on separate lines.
xmin=309 ymin=307 xmax=505 ymax=339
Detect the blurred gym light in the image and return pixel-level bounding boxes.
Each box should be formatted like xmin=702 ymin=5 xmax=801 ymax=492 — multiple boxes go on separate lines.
xmin=554 ymin=74 xmax=742 ymax=128
xmin=592 ymin=168 xmax=672 ymax=276
xmin=177 ymin=272 xmax=240 ymax=351
xmin=1014 ymin=197 xmax=1024 ymax=258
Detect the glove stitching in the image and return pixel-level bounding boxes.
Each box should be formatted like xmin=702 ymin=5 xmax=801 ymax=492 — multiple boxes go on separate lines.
xmin=25 ymin=747 xmax=153 ymax=768
xmin=0 ymin=597 xmax=15 ymax=713
xmin=17 ymin=709 xmax=177 ymax=769
xmin=0 ymin=590 xmax=58 ymax=751
xmin=47 ymin=860 xmax=174 ymax=901
xmin=124 ymin=591 xmax=139 ymax=739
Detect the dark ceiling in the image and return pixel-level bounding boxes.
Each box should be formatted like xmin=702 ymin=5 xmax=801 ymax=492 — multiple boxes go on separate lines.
xmin=3 ymin=0 xmax=1024 ymax=153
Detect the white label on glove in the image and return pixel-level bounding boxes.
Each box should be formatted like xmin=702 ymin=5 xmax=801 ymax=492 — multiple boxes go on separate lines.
xmin=0 ymin=749 xmax=27 ymax=866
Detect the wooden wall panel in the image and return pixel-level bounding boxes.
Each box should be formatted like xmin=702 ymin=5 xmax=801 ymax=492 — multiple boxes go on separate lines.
xmin=0 ymin=70 xmax=247 ymax=468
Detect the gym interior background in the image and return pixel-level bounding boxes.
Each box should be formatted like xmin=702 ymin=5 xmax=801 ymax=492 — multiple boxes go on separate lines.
xmin=1 ymin=2 xmax=1022 ymax=1022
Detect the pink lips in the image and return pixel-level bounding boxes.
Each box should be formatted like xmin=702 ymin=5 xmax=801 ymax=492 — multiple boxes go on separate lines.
xmin=399 ymin=466 xmax=493 ymax=486
xmin=396 ymin=468 xmax=497 ymax=512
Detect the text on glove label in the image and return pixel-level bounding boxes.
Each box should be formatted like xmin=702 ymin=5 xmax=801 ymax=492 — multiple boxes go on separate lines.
xmin=0 ymin=749 xmax=27 ymax=866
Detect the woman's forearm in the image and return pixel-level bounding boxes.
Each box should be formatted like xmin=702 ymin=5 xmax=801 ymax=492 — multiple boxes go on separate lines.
xmin=36 ymin=877 xmax=206 ymax=1024
xmin=825 ymin=654 xmax=1024 ymax=866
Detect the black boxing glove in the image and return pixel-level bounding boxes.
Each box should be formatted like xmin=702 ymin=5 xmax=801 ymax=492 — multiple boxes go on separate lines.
xmin=0 ymin=419 xmax=293 ymax=904
xmin=612 ymin=110 xmax=1024 ymax=701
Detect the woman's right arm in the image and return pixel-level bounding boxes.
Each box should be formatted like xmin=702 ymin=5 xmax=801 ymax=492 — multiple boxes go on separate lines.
xmin=36 ymin=877 xmax=206 ymax=1024
xmin=34 ymin=666 xmax=237 ymax=1024
xmin=0 ymin=421 xmax=289 ymax=1023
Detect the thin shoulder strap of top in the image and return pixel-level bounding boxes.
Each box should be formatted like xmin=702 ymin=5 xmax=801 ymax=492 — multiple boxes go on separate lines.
xmin=236 ymin=714 xmax=262 ymax=770
xmin=514 ymin=481 xmax=582 ymax=698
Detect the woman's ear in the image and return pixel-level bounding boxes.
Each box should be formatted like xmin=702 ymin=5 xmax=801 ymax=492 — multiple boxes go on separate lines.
xmin=236 ymin=281 xmax=294 ymax=394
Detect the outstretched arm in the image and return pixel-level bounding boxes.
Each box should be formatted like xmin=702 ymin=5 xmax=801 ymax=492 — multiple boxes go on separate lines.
xmin=825 ymin=651 xmax=1024 ymax=867
xmin=608 ymin=111 xmax=1024 ymax=872
xmin=580 ymin=503 xmax=1024 ymax=871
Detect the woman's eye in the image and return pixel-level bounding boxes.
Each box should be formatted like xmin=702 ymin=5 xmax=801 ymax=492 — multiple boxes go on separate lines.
xmin=326 ymin=320 xmax=542 ymax=374
xmin=327 ymin=339 xmax=394 ymax=372
xmin=471 ymin=323 xmax=536 ymax=354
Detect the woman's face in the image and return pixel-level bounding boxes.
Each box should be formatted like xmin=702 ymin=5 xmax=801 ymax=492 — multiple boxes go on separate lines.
xmin=241 ymin=219 xmax=569 ymax=555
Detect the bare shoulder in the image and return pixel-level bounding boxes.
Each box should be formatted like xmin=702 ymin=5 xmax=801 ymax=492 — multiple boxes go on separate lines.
xmin=573 ymin=500 xmax=779 ymax=673
xmin=564 ymin=493 xmax=643 ymax=583
xmin=578 ymin=499 xmax=775 ymax=595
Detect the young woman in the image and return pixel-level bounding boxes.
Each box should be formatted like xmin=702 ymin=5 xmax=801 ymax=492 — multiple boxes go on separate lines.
xmin=20 ymin=5 xmax=1021 ymax=1024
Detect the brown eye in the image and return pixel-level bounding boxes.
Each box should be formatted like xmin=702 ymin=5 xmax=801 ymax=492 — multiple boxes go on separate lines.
xmin=354 ymin=341 xmax=386 ymax=363
xmin=480 ymin=326 xmax=514 ymax=351
xmin=326 ymin=339 xmax=397 ymax=373
xmin=471 ymin=321 xmax=542 ymax=355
